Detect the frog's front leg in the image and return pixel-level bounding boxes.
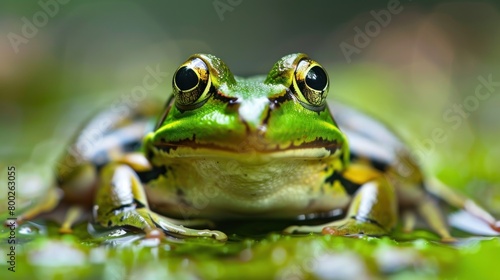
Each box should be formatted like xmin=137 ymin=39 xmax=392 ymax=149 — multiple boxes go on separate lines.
xmin=285 ymin=175 xmax=397 ymax=237
xmin=94 ymin=163 xmax=227 ymax=241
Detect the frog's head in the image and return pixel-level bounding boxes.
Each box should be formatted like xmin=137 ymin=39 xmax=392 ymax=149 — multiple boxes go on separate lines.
xmin=144 ymin=53 xmax=348 ymax=165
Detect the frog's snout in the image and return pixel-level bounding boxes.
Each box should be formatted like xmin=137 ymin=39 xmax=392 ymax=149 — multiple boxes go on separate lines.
xmin=237 ymin=96 xmax=273 ymax=133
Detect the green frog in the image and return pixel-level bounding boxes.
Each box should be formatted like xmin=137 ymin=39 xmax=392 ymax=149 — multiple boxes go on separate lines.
xmin=19 ymin=53 xmax=500 ymax=242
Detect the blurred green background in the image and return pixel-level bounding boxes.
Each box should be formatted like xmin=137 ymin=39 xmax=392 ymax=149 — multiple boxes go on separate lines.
xmin=1 ymin=0 xmax=500 ymax=279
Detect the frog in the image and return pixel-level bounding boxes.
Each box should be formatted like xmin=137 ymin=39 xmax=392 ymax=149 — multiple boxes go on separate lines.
xmin=18 ymin=53 xmax=500 ymax=242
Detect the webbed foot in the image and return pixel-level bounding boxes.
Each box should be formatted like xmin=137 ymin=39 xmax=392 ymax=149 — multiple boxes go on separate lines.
xmin=285 ymin=177 xmax=397 ymax=237
xmin=94 ymin=163 xmax=227 ymax=241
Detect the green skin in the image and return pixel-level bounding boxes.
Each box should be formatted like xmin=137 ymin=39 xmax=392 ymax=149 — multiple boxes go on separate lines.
xmin=19 ymin=54 xmax=500 ymax=241
xmin=142 ymin=54 xmax=351 ymax=219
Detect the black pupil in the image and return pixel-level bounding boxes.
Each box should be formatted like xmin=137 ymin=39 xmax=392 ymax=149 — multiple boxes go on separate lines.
xmin=305 ymin=66 xmax=327 ymax=91
xmin=175 ymin=66 xmax=198 ymax=91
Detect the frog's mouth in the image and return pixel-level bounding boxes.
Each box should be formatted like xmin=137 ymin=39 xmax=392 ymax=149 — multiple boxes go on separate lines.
xmin=151 ymin=136 xmax=342 ymax=160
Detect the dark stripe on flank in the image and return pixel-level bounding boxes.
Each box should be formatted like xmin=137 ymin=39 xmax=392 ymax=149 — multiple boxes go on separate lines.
xmin=133 ymin=198 xmax=146 ymax=209
xmin=108 ymin=203 xmax=134 ymax=215
xmin=350 ymin=215 xmax=387 ymax=232
xmin=325 ymin=171 xmax=361 ymax=196
xmin=107 ymin=198 xmax=146 ymax=215
xmin=137 ymin=165 xmax=167 ymax=183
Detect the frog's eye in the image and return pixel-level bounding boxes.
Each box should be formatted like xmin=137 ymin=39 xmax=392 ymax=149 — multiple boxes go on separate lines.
xmin=173 ymin=58 xmax=211 ymax=109
xmin=292 ymin=59 xmax=329 ymax=110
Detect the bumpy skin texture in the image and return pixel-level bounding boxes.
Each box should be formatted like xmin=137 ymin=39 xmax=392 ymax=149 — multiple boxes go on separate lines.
xmin=17 ymin=54 xmax=499 ymax=242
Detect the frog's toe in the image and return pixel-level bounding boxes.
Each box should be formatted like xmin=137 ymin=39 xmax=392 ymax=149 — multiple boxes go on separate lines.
xmin=321 ymin=226 xmax=347 ymax=236
xmin=283 ymin=225 xmax=299 ymax=234
xmin=440 ymin=236 xmax=458 ymax=243
xmin=203 ymin=230 xmax=228 ymax=241
xmin=283 ymin=224 xmax=328 ymax=234
xmin=321 ymin=218 xmax=388 ymax=237
xmin=284 ymin=219 xmax=387 ymax=237
xmin=145 ymin=228 xmax=165 ymax=240
xmin=167 ymin=227 xmax=227 ymax=241
xmin=162 ymin=217 xmax=216 ymax=228
xmin=152 ymin=215 xmax=227 ymax=241
xmin=58 ymin=206 xmax=84 ymax=234
xmin=402 ymin=211 xmax=416 ymax=233
xmin=170 ymin=226 xmax=228 ymax=241
xmin=58 ymin=227 xmax=73 ymax=234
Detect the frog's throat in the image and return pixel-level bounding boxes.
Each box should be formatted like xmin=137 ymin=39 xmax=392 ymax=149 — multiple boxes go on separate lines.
xmin=150 ymin=137 xmax=341 ymax=160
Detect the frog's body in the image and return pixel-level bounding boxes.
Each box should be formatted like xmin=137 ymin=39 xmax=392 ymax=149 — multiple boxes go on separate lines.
xmin=20 ymin=54 xmax=499 ymax=241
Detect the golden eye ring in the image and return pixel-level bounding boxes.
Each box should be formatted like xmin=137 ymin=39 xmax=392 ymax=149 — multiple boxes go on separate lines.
xmin=292 ymin=59 xmax=329 ymax=110
xmin=173 ymin=57 xmax=211 ymax=109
